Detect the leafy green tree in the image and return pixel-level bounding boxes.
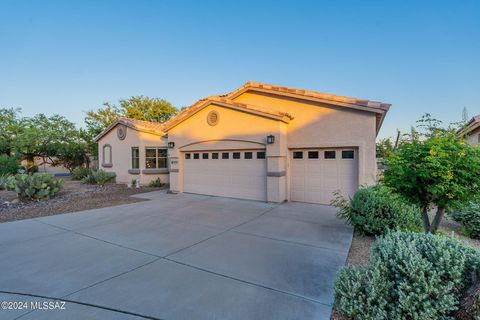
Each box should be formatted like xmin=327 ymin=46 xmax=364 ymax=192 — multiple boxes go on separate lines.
xmin=376 ymin=130 xmax=404 ymax=158
xmin=14 ymin=114 xmax=88 ymax=172
xmin=121 ymin=96 xmax=177 ymax=123
xmin=0 ymin=108 xmax=23 ymax=155
xmin=84 ymin=96 xmax=177 ymax=159
xmin=383 ymin=115 xmax=480 ymax=233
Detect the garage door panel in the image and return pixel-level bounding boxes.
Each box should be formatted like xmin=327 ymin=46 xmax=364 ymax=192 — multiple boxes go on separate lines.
xmin=290 ymin=148 xmax=358 ymax=205
xmin=184 ymin=150 xmax=267 ymax=201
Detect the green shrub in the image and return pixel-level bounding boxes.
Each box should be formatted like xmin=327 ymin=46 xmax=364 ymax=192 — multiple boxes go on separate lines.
xmin=9 ymin=173 xmax=64 ymax=201
xmin=148 ymin=177 xmax=163 ymax=188
xmin=0 ymin=155 xmax=19 ymax=175
xmin=0 ymin=174 xmax=10 ymax=190
xmin=81 ymin=170 xmax=116 ymax=186
xmin=335 ymin=231 xmax=480 ymax=320
xmin=449 ymin=200 xmax=480 ymax=239
xmin=81 ymin=174 xmax=96 ymax=185
xmin=91 ymin=170 xmax=116 ymax=186
xmin=331 ymin=186 xmax=422 ymax=235
xmin=71 ymin=167 xmax=91 ymax=180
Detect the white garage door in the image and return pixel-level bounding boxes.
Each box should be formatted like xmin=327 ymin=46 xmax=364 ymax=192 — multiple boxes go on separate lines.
xmin=290 ymin=148 xmax=358 ymax=204
xmin=183 ymin=150 xmax=267 ymax=201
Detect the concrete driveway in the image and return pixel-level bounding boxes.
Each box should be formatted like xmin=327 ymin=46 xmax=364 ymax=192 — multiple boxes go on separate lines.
xmin=0 ymin=192 xmax=353 ymax=320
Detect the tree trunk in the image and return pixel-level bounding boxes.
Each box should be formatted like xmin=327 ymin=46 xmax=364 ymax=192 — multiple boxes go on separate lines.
xmin=454 ymin=279 xmax=480 ymax=320
xmin=421 ymin=208 xmax=431 ymax=233
xmin=429 ymin=207 xmax=445 ymax=234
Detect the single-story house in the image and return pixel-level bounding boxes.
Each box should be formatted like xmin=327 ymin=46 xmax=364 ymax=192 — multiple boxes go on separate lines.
xmin=459 ymin=115 xmax=480 ymax=147
xmin=95 ymin=82 xmax=390 ymax=204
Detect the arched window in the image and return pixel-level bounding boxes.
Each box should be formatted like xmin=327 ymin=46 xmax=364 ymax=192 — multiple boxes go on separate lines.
xmin=102 ymin=144 xmax=112 ymax=167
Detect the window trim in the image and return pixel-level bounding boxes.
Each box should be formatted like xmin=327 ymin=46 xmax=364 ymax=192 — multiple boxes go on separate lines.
xmin=131 ymin=147 xmax=139 ymax=169
xmin=222 ymin=152 xmax=230 ymax=159
xmin=202 ymin=153 xmax=209 ymax=159
xmin=324 ymin=150 xmax=336 ymax=160
xmin=244 ymin=152 xmax=253 ymax=159
xmin=232 ymin=152 xmax=241 ymax=159
xmin=212 ymin=152 xmax=219 ymax=159
xmin=145 ymin=147 xmax=168 ymax=169
xmin=185 ymin=153 xmax=191 ymax=159
xmin=102 ymin=144 xmax=112 ymax=167
xmin=307 ymin=151 xmax=319 ymax=160
xmin=292 ymin=151 xmax=303 ymax=160
xmin=193 ymin=153 xmax=200 ymax=159
xmin=256 ymin=151 xmax=266 ymax=159
xmin=341 ymin=150 xmax=355 ymax=160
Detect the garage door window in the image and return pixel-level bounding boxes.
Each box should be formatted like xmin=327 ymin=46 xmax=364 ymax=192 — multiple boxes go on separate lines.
xmin=308 ymin=151 xmax=319 ymax=159
xmin=222 ymin=152 xmax=229 ymax=159
xmin=293 ymin=151 xmax=303 ymax=159
xmin=212 ymin=153 xmax=219 ymax=159
xmin=202 ymin=153 xmax=209 ymax=159
xmin=145 ymin=147 xmax=167 ymax=168
xmin=324 ymin=151 xmax=336 ymax=159
xmin=257 ymin=151 xmax=266 ymax=159
xmin=193 ymin=153 xmax=199 ymax=159
xmin=233 ymin=152 xmax=241 ymax=159
xmin=185 ymin=153 xmax=191 ymax=159
xmin=342 ymin=150 xmax=355 ymax=159
xmin=244 ymin=152 xmax=253 ymax=159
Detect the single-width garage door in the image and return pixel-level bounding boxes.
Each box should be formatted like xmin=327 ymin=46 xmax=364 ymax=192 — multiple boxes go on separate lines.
xmin=183 ymin=150 xmax=267 ymax=201
xmin=290 ymin=148 xmax=358 ymax=204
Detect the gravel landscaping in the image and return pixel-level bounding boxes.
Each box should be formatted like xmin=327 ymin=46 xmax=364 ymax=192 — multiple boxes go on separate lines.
xmin=0 ymin=177 xmax=165 ymax=223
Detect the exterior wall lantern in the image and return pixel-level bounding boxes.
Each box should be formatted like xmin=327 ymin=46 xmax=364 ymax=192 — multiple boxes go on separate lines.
xmin=266 ymin=135 xmax=275 ymax=145
xmin=168 ymin=142 xmax=175 ymax=149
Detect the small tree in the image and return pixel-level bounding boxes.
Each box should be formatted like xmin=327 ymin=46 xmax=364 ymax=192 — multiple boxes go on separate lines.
xmin=383 ymin=115 xmax=480 ymax=233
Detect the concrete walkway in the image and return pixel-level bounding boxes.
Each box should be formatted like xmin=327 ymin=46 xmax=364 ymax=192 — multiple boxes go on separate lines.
xmin=0 ymin=192 xmax=353 ymax=320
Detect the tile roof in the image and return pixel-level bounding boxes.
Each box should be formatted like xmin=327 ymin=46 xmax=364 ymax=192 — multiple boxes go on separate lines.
xmin=458 ymin=115 xmax=480 ymax=136
xmin=225 ymin=81 xmax=391 ymax=112
xmin=94 ymin=117 xmax=166 ymax=142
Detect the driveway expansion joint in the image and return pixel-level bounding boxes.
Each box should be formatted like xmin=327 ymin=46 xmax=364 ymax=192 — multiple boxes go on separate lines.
xmin=0 ymin=290 xmax=164 ymax=320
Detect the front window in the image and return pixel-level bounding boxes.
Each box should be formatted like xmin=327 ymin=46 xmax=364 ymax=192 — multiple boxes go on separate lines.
xmin=131 ymin=147 xmax=139 ymax=169
xmin=145 ymin=147 xmax=167 ymax=168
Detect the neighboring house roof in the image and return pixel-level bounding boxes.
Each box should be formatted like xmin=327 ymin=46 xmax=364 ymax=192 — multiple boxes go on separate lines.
xmin=162 ymin=96 xmax=294 ymax=131
xmin=94 ymin=117 xmax=166 ymax=142
xmin=458 ymin=115 xmax=480 ymax=137
xmin=223 ymin=81 xmax=391 ymax=134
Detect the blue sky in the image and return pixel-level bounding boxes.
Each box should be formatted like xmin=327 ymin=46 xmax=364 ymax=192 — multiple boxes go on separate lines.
xmin=1 ymin=0 xmax=479 ymax=139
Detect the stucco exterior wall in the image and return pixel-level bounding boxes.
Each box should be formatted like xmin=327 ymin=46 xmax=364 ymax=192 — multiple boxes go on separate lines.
xmin=97 ymin=126 xmax=169 ymax=185
xmin=232 ymin=92 xmax=378 ymax=186
xmin=168 ymin=92 xmax=379 ymax=202
xmin=466 ymin=127 xmax=480 ymax=146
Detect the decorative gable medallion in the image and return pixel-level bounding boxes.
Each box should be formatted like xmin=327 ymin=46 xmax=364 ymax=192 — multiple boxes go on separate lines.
xmin=117 ymin=124 xmax=127 ymax=140
xmin=207 ymin=110 xmax=219 ymax=126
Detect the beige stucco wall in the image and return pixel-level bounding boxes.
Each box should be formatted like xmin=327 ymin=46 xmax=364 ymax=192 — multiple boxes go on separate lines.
xmin=466 ymin=127 xmax=480 ymax=146
xmin=233 ymin=92 xmax=378 ymax=187
xmin=97 ymin=126 xmax=169 ymax=185
xmin=168 ymin=91 xmax=379 ymax=202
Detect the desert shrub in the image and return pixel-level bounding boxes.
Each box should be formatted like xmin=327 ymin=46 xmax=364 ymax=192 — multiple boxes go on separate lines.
xmin=335 ymin=231 xmax=480 ymax=320
xmin=9 ymin=173 xmax=64 ymax=201
xmin=81 ymin=174 xmax=96 ymax=185
xmin=148 ymin=177 xmax=163 ymax=188
xmin=71 ymin=167 xmax=91 ymax=180
xmin=81 ymin=170 xmax=115 ymax=186
xmin=0 ymin=174 xmax=10 ymax=190
xmin=0 ymin=155 xmax=19 ymax=175
xmin=92 ymin=170 xmax=116 ymax=186
xmin=331 ymin=186 xmax=422 ymax=235
xmin=449 ymin=200 xmax=480 ymax=239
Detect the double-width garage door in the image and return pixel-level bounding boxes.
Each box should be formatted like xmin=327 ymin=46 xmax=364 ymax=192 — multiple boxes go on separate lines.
xmin=290 ymin=148 xmax=358 ymax=205
xmin=183 ymin=150 xmax=267 ymax=201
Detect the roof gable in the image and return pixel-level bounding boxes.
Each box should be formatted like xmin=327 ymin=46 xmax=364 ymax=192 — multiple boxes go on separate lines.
xmin=162 ymin=96 xmax=293 ymax=131
xmin=94 ymin=117 xmax=166 ymax=142
xmin=458 ymin=115 xmax=480 ymax=136
xmin=224 ymin=81 xmax=390 ymax=134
